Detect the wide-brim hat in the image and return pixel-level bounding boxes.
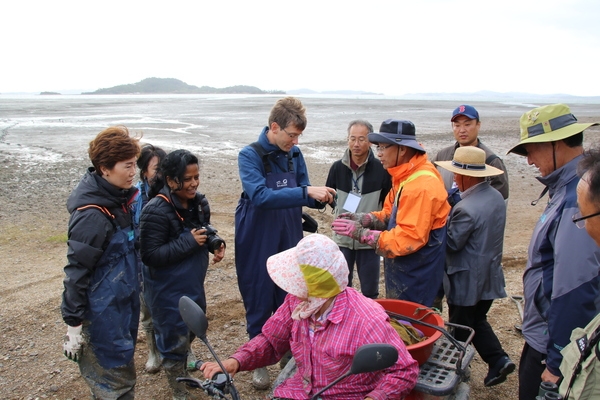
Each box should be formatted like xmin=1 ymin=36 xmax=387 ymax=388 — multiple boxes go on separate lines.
xmin=435 ymin=146 xmax=504 ymax=177
xmin=266 ymin=234 xmax=348 ymax=299
xmin=507 ymin=103 xmax=599 ymax=156
xmin=368 ymin=119 xmax=426 ymax=153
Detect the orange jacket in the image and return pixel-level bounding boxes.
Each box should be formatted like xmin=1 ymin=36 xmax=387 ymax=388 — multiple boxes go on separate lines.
xmin=372 ymin=152 xmax=450 ymax=258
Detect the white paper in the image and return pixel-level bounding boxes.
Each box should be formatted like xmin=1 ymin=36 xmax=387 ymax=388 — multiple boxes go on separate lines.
xmin=343 ymin=192 xmax=361 ymax=213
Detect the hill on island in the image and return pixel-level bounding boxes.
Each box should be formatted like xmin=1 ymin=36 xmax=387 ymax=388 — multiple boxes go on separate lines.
xmin=82 ymin=78 xmax=285 ymax=95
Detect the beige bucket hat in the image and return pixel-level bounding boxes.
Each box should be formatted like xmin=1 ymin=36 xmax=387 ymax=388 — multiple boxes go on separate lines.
xmin=435 ymin=146 xmax=504 ymax=177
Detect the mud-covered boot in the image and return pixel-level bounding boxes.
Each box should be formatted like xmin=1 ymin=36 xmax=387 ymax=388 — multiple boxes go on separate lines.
xmin=186 ymin=350 xmax=198 ymax=371
xmin=279 ymin=350 xmax=292 ymax=370
xmin=164 ymin=359 xmax=190 ymax=400
xmin=252 ymin=367 xmax=270 ymax=390
xmin=145 ymin=329 xmax=162 ymax=374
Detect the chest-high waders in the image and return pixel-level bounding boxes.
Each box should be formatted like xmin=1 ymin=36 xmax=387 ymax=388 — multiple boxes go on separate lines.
xmin=235 ymin=143 xmax=303 ymax=339
xmin=383 ymin=171 xmax=446 ymax=307
xmin=78 ymin=205 xmax=140 ymax=400
xmin=143 ymin=194 xmax=210 ymax=398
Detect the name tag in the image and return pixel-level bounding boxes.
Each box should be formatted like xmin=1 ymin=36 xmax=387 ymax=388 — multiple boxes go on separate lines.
xmin=343 ymin=192 xmax=361 ymax=213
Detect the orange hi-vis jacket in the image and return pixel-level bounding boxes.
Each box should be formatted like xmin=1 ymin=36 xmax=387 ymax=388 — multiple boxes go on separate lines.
xmin=372 ymin=152 xmax=450 ymax=258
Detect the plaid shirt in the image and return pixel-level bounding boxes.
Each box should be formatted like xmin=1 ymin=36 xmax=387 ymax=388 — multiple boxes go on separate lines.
xmin=232 ymin=288 xmax=418 ymax=399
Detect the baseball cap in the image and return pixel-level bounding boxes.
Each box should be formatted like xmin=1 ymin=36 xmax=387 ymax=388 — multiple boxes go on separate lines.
xmin=451 ymin=105 xmax=479 ymax=122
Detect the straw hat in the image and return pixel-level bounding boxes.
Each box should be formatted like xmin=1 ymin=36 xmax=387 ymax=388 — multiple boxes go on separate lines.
xmin=507 ymin=103 xmax=599 ymax=156
xmin=435 ymin=146 xmax=504 ymax=177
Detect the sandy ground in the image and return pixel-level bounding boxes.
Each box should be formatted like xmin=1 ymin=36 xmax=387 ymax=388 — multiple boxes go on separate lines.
xmin=1 ymin=106 xmax=599 ymax=399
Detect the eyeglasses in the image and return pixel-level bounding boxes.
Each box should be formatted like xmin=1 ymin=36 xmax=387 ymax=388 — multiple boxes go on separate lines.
xmin=282 ymin=128 xmax=303 ymax=139
xmin=374 ymin=144 xmax=393 ymax=153
xmin=572 ymin=210 xmax=600 ymax=229
xmin=348 ymin=136 xmax=368 ymax=144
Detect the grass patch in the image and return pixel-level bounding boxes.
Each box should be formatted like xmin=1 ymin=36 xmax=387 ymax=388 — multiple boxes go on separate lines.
xmin=48 ymin=233 xmax=68 ymax=243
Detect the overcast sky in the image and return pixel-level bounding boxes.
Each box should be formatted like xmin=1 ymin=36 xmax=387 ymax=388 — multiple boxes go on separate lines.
xmin=2 ymin=0 xmax=599 ymax=96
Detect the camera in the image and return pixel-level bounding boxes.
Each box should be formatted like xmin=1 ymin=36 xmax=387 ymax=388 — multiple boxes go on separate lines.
xmin=200 ymin=224 xmax=225 ymax=253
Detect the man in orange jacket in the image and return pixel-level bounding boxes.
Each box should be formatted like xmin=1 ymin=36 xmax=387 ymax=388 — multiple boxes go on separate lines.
xmin=332 ymin=119 xmax=450 ymax=306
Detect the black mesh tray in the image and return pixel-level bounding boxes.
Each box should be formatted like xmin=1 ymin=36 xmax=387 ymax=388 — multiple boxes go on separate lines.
xmin=413 ymin=336 xmax=475 ymax=396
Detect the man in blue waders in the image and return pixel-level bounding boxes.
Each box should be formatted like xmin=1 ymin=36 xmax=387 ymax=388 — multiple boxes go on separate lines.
xmin=235 ymin=96 xmax=337 ymax=390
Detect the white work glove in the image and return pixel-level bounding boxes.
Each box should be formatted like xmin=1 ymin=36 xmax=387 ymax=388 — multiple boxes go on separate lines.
xmin=63 ymin=325 xmax=83 ymax=362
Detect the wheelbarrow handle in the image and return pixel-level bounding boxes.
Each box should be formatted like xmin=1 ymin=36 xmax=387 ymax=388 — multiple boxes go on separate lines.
xmin=385 ymin=311 xmax=474 ymax=378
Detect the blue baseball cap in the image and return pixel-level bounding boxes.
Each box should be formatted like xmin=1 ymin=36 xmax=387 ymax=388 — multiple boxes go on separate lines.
xmin=451 ymin=105 xmax=479 ymax=122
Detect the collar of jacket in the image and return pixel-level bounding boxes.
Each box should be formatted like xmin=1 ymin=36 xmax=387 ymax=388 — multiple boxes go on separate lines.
xmin=536 ymin=154 xmax=582 ymax=199
xmin=387 ymin=151 xmax=429 ymax=183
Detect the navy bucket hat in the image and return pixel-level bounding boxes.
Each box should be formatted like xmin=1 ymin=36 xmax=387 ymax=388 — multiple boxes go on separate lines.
xmin=368 ymin=119 xmax=425 ymax=153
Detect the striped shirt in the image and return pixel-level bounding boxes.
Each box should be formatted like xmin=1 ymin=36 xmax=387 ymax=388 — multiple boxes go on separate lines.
xmin=232 ymin=288 xmax=418 ymax=399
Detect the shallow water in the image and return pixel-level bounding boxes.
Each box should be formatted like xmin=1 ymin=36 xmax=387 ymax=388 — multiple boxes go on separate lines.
xmin=1 ymin=94 xmax=598 ymax=166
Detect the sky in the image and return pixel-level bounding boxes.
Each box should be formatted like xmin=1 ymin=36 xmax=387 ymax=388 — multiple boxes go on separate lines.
xmin=2 ymin=0 xmax=600 ymax=96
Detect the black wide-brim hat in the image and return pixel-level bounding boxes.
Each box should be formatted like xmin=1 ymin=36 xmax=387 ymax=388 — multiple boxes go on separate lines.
xmin=368 ymin=119 xmax=426 ymax=153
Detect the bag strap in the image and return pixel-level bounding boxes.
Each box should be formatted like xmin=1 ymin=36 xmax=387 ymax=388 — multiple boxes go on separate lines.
xmin=564 ymin=323 xmax=600 ymax=398
xmin=76 ymin=204 xmax=115 ymax=219
xmin=156 ymin=194 xmax=184 ymax=222
xmin=393 ymin=170 xmax=439 ymax=207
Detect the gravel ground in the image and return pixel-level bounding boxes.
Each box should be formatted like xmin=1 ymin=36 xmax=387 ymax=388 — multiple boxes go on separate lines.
xmin=1 ymin=104 xmax=599 ymax=399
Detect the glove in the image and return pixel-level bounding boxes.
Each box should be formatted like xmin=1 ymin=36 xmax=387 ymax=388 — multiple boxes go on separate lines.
xmin=332 ymin=218 xmax=360 ymax=237
xmin=332 ymin=219 xmax=381 ymax=248
xmin=337 ymin=212 xmax=358 ymax=221
xmin=63 ymin=325 xmax=83 ymax=362
xmin=338 ymin=212 xmax=384 ymax=229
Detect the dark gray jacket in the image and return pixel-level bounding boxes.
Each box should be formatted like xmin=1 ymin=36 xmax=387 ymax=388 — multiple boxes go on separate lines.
xmin=433 ymin=140 xmax=509 ymax=200
xmin=444 ymin=181 xmax=507 ymax=306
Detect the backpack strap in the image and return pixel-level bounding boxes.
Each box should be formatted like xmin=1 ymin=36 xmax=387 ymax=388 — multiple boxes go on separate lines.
xmin=393 ymin=170 xmax=439 ymax=207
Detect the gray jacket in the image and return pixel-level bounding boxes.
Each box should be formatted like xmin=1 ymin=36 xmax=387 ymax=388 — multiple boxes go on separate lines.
xmin=325 ymin=148 xmax=391 ymax=250
xmin=444 ymin=181 xmax=507 ymax=306
xmin=433 ymin=140 xmax=509 ymax=200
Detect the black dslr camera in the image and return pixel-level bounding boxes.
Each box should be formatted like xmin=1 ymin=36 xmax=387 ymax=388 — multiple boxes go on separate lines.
xmin=200 ymin=224 xmax=225 ymax=253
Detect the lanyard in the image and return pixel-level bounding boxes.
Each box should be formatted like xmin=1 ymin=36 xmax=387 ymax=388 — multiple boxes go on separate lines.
xmin=352 ymin=172 xmax=365 ymax=193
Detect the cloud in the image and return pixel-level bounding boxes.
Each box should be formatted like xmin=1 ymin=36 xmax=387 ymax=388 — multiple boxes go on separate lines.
xmin=1 ymin=0 xmax=599 ymax=95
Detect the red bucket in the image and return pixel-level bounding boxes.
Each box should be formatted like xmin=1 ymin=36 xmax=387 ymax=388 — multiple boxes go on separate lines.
xmin=375 ymin=299 xmax=444 ymax=365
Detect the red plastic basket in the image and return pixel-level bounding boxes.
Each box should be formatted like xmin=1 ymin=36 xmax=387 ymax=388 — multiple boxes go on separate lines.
xmin=375 ymin=299 xmax=444 ymax=365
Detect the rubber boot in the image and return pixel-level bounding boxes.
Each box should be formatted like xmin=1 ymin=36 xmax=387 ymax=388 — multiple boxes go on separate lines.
xmin=186 ymin=350 xmax=198 ymax=371
xmin=279 ymin=350 xmax=292 ymax=370
xmin=145 ymin=329 xmax=162 ymax=374
xmin=252 ymin=367 xmax=270 ymax=390
xmin=163 ymin=359 xmax=190 ymax=400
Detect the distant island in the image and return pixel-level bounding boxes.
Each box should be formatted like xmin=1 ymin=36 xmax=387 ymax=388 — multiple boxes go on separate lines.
xmin=40 ymin=91 xmax=61 ymax=95
xmin=287 ymin=88 xmax=383 ymax=96
xmin=82 ymin=78 xmax=285 ymax=95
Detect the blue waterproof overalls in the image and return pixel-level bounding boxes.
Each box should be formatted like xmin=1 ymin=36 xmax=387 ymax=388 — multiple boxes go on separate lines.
xmin=143 ymin=195 xmax=209 ymax=361
xmin=383 ymin=174 xmax=446 ymax=307
xmin=78 ymin=206 xmax=140 ymax=399
xmin=235 ymin=143 xmax=303 ymax=339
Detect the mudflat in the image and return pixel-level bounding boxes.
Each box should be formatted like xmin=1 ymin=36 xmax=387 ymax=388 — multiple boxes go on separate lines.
xmin=1 ymin=98 xmax=599 ymax=399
